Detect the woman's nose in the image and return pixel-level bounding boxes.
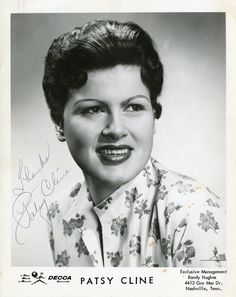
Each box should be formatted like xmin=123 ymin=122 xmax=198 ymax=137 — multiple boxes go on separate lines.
xmin=101 ymin=112 xmax=127 ymax=140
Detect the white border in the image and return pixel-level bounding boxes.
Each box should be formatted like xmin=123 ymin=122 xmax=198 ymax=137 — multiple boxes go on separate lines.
xmin=1 ymin=1 xmax=235 ymax=296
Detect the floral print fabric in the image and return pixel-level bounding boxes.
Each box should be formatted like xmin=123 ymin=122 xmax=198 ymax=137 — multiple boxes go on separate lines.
xmin=47 ymin=158 xmax=226 ymax=267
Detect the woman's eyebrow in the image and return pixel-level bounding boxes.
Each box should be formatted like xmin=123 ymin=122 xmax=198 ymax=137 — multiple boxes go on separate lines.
xmin=122 ymin=95 xmax=150 ymax=104
xmin=73 ymin=98 xmax=104 ymax=106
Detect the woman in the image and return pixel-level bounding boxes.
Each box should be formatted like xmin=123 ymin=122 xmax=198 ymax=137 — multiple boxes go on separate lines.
xmin=43 ymin=20 xmax=226 ymax=267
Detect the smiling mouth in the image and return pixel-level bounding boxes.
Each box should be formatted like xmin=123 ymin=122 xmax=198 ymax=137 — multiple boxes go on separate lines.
xmin=96 ymin=145 xmax=132 ymax=163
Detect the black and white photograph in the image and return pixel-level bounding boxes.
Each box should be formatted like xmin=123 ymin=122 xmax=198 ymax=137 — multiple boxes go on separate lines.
xmin=11 ymin=13 xmax=227 ymax=269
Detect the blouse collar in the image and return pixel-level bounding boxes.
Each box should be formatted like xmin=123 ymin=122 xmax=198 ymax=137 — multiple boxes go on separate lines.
xmin=62 ymin=158 xmax=160 ymax=223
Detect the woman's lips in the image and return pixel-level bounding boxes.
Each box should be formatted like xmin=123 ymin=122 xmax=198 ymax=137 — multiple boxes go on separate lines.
xmin=96 ymin=145 xmax=132 ymax=164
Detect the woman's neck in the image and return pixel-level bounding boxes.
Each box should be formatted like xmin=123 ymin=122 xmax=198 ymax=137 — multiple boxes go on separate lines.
xmin=84 ymin=176 xmax=120 ymax=205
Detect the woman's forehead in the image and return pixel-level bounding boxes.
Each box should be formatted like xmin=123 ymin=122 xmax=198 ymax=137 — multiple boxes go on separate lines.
xmin=68 ymin=65 xmax=149 ymax=103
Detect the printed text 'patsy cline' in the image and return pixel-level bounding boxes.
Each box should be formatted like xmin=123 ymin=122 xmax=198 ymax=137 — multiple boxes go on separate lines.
xmin=80 ymin=276 xmax=155 ymax=285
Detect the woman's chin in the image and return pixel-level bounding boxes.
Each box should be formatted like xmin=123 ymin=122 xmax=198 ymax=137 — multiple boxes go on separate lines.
xmin=81 ymin=153 xmax=150 ymax=191
xmin=95 ymin=167 xmax=141 ymax=189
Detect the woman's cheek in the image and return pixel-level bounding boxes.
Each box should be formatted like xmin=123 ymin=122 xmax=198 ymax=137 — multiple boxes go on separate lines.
xmin=132 ymin=116 xmax=154 ymax=137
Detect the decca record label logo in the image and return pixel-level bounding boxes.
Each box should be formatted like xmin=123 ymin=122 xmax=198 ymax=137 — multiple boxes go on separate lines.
xmin=18 ymin=271 xmax=71 ymax=285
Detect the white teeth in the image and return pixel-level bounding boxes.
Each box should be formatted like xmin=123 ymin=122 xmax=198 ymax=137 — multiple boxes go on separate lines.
xmin=100 ymin=148 xmax=129 ymax=155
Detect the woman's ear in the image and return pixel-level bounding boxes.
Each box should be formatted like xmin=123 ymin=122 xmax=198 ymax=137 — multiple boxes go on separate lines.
xmin=153 ymin=118 xmax=156 ymax=135
xmin=55 ymin=125 xmax=65 ymax=142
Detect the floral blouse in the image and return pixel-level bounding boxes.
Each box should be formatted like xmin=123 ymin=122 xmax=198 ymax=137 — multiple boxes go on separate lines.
xmin=47 ymin=157 xmax=226 ymax=267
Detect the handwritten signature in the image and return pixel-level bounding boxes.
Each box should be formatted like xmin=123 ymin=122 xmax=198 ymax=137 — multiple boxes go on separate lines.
xmin=12 ymin=143 xmax=70 ymax=244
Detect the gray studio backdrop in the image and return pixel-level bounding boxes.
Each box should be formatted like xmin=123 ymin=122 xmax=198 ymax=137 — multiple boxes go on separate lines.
xmin=11 ymin=13 xmax=225 ymax=266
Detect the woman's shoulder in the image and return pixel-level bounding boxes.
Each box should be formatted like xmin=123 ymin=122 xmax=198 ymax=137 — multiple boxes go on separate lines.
xmin=150 ymin=157 xmax=224 ymax=210
xmin=47 ymin=182 xmax=83 ymax=221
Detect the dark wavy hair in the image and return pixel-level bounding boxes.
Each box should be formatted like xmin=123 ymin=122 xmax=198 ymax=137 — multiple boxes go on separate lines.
xmin=42 ymin=20 xmax=164 ymax=125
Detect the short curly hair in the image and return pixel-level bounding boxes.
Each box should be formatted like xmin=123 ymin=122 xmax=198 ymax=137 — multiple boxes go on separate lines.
xmin=42 ymin=20 xmax=163 ymax=125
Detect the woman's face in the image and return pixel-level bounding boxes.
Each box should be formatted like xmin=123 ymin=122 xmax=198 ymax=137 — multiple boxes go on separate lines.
xmin=63 ymin=65 xmax=155 ymax=189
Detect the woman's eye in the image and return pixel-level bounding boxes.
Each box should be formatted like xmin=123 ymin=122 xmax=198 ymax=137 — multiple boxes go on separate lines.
xmin=83 ymin=106 xmax=103 ymax=114
xmin=125 ymin=104 xmax=144 ymax=112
